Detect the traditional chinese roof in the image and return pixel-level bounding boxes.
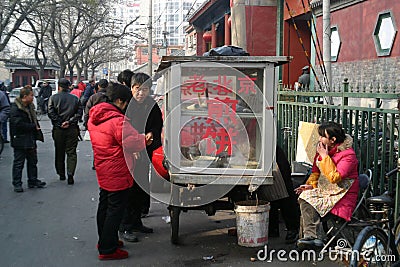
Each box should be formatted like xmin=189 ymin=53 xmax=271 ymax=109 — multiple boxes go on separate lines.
xmin=4 ymin=58 xmax=60 ymax=70
xmin=156 ymin=56 xmax=292 ymax=72
xmin=188 ymin=0 xmax=230 ymax=31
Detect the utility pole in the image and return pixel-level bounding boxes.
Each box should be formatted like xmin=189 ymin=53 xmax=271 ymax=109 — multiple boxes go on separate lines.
xmin=323 ymin=0 xmax=331 ymax=91
xmin=160 ymin=21 xmax=168 ymax=57
xmin=148 ymin=0 xmax=153 ymax=76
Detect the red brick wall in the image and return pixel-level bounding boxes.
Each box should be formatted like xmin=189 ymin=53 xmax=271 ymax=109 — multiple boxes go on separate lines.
xmin=316 ymin=0 xmax=400 ymax=62
xmin=245 ymin=5 xmax=277 ymax=56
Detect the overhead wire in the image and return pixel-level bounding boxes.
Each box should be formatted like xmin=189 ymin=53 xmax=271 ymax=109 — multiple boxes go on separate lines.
xmin=301 ymin=0 xmax=330 ymax=91
xmin=172 ymin=0 xmax=200 ymax=34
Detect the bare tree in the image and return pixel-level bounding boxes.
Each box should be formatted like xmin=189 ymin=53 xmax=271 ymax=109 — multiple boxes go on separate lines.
xmin=0 ymin=0 xmax=43 ymax=53
xmin=1 ymin=0 xmax=141 ymax=81
xmin=48 ymin=0 xmax=138 ymax=79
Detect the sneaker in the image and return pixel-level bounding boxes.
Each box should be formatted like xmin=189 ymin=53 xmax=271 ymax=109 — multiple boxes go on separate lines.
xmin=59 ymin=176 xmax=66 ymax=181
xmin=28 ymin=179 xmax=46 ymax=188
xmin=98 ymin=248 xmax=128 ymax=260
xmin=97 ymin=240 xmax=124 ymax=249
xmin=131 ymin=225 xmax=153 ymax=233
xmin=14 ymin=185 xmax=24 ymax=193
xmin=297 ymin=237 xmax=324 ymax=250
xmin=119 ymin=231 xmax=139 ymax=242
xmin=67 ymin=175 xmax=74 ymax=185
xmin=285 ymin=230 xmax=299 ymax=244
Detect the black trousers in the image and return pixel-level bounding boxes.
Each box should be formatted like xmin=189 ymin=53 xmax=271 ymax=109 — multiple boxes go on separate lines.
xmin=12 ymin=148 xmax=38 ymax=187
xmin=120 ymin=155 xmax=150 ymax=231
xmin=268 ymin=146 xmax=300 ymax=233
xmin=97 ymin=188 xmax=129 ymax=254
xmin=52 ymin=127 xmax=79 ymax=178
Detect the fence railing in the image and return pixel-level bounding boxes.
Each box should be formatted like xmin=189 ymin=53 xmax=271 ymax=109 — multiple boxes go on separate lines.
xmin=277 ymin=78 xmax=400 ymax=216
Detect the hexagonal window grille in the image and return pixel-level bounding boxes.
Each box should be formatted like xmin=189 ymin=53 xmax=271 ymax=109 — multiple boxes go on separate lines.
xmin=331 ymin=26 xmax=341 ymax=62
xmin=373 ymin=11 xmax=397 ymax=56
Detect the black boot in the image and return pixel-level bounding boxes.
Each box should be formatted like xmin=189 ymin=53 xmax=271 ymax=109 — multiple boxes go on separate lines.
xmin=28 ymin=179 xmax=46 ymax=188
xmin=67 ymin=175 xmax=74 ymax=185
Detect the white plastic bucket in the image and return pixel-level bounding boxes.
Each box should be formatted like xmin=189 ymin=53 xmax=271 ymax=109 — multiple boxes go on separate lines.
xmin=234 ymin=200 xmax=270 ymax=247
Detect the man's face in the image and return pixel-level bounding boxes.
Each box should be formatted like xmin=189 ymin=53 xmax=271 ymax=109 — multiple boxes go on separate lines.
xmin=23 ymin=91 xmax=34 ymax=105
xmin=131 ymin=84 xmax=150 ymax=103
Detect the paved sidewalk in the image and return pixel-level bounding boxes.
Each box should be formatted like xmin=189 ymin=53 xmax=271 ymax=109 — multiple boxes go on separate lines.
xmin=0 ymin=118 xmax=343 ymax=266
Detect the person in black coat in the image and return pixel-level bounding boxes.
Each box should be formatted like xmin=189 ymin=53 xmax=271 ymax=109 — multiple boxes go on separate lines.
xmin=119 ymin=72 xmax=163 ymax=242
xmin=48 ymin=78 xmax=82 ymax=185
xmin=268 ymin=145 xmax=300 ymax=244
xmin=10 ymin=86 xmax=45 ymax=192
xmin=38 ymin=81 xmax=53 ymax=114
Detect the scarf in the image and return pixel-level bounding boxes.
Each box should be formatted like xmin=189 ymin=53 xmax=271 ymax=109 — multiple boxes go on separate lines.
xmin=15 ymin=97 xmax=39 ymax=127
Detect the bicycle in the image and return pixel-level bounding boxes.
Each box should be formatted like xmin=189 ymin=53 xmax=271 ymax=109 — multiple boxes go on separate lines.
xmin=349 ymin=167 xmax=400 ymax=267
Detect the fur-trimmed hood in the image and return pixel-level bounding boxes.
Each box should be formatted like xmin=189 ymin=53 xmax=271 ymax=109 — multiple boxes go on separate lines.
xmin=14 ymin=97 xmax=38 ymax=126
xmin=337 ymin=134 xmax=353 ymax=151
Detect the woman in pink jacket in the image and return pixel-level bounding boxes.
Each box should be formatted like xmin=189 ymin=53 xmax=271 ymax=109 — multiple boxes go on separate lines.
xmin=88 ymin=82 xmax=152 ymax=260
xmin=295 ymin=121 xmax=359 ymax=250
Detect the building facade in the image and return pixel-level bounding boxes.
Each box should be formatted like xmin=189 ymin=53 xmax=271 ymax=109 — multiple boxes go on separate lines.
xmin=4 ymin=59 xmax=60 ymax=87
xmin=311 ymin=0 xmax=400 ymax=87
xmin=153 ymin=0 xmax=207 ymax=46
xmin=185 ymin=0 xmax=399 ymax=91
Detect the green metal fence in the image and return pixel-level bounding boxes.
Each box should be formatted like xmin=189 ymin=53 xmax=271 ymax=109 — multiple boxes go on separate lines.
xmin=277 ymin=78 xmax=400 ymax=216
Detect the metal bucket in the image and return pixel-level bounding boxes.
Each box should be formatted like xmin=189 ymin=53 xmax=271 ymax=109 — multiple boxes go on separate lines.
xmin=234 ymin=200 xmax=270 ymax=247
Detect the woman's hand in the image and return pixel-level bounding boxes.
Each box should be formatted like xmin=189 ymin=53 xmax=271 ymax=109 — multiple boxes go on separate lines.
xmin=317 ymin=142 xmax=329 ymax=158
xmin=294 ymin=184 xmax=313 ymax=194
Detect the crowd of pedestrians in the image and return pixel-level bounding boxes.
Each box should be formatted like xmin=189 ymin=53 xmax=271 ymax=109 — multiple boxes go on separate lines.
xmin=2 ymin=72 xmax=163 ymax=260
xmin=0 ymin=71 xmax=362 ymax=262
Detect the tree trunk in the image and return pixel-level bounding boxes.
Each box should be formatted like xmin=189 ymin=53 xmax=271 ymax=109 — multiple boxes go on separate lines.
xmin=83 ymin=66 xmax=89 ymax=80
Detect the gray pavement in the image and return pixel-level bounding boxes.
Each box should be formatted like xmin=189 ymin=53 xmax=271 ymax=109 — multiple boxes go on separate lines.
xmin=0 ymin=118 xmax=341 ymax=266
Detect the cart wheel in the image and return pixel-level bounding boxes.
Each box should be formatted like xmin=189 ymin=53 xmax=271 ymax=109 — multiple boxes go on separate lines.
xmin=169 ymin=206 xmax=181 ymax=244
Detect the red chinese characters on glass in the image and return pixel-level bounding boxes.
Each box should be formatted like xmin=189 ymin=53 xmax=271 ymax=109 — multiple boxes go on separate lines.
xmin=206 ymin=98 xmax=238 ymax=124
xmin=201 ymin=126 xmax=238 ymax=155
xmin=181 ymin=75 xmax=208 ymax=96
xmin=212 ymin=75 xmax=233 ymax=95
xmin=237 ymin=76 xmax=257 ymax=95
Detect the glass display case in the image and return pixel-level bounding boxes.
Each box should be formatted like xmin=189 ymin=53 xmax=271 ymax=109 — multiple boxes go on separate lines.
xmin=157 ymin=56 xmax=289 ymax=185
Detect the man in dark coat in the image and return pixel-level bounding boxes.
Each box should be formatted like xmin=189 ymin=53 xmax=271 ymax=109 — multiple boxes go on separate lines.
xmin=298 ymin=66 xmax=310 ymax=91
xmin=119 ymin=72 xmax=163 ymax=242
xmin=38 ymin=81 xmax=53 ymax=114
xmin=10 ymin=86 xmax=45 ymax=192
xmin=48 ymin=78 xmax=82 ymax=185
xmin=80 ymin=79 xmax=96 ymax=107
xmin=83 ymin=79 xmax=109 ymax=129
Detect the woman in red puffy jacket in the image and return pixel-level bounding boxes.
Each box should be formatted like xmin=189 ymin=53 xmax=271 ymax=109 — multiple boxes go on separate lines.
xmin=88 ymin=82 xmax=153 ymax=260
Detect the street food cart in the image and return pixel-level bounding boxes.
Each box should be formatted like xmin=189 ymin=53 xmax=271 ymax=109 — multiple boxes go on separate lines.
xmin=155 ymin=56 xmax=290 ymax=244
